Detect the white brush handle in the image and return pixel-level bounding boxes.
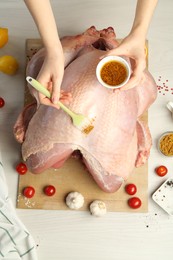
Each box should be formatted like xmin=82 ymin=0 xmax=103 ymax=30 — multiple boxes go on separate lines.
xmin=26 ymin=76 xmax=75 ymax=117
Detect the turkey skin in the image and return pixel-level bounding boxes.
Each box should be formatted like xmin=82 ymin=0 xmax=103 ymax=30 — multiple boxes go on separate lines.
xmin=14 ymin=26 xmax=157 ymax=193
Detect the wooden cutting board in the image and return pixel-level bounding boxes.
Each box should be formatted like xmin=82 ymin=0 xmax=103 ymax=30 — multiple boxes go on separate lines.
xmin=17 ymin=39 xmax=148 ymax=213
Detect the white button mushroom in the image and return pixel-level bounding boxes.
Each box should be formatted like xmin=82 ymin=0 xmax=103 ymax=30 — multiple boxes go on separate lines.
xmin=89 ymin=200 xmax=107 ymax=217
xmin=65 ymin=192 xmax=84 ymax=210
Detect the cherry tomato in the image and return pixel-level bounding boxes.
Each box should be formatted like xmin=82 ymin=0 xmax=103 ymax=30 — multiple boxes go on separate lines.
xmin=155 ymin=165 xmax=168 ymax=177
xmin=0 ymin=97 xmax=5 ymax=108
xmin=16 ymin=162 xmax=28 ymax=175
xmin=0 ymin=27 xmax=8 ymax=48
xmin=125 ymin=183 xmax=137 ymax=195
xmin=128 ymin=197 xmax=142 ymax=209
xmin=23 ymin=186 xmax=35 ymax=198
xmin=44 ymin=185 xmax=56 ymax=196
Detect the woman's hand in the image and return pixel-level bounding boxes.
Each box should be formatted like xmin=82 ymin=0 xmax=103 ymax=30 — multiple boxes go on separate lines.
xmin=36 ymin=47 xmax=72 ymax=108
xmin=101 ymin=32 xmax=146 ymax=91
xmin=103 ymin=0 xmax=158 ymax=91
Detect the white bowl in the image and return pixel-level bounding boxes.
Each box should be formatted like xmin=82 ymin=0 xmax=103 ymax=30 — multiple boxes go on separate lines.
xmin=96 ymin=56 xmax=131 ymax=89
xmin=158 ymin=132 xmax=173 ymax=157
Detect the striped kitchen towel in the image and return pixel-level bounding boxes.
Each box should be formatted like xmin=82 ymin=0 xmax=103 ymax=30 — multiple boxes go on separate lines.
xmin=0 ymin=153 xmax=38 ymax=259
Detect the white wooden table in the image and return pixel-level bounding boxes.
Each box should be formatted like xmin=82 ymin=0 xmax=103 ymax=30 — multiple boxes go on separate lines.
xmin=0 ymin=1 xmax=173 ymax=259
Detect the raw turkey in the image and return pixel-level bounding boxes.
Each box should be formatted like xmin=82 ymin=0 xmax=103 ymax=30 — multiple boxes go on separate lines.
xmin=14 ymin=26 xmax=157 ymax=193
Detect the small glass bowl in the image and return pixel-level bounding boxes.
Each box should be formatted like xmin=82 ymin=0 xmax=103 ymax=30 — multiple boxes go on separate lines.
xmin=158 ymin=131 xmax=173 ymax=157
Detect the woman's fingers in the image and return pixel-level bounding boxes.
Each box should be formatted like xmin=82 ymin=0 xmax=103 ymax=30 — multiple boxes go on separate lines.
xmin=38 ymin=89 xmax=72 ymax=109
xmin=120 ymin=58 xmax=146 ymax=90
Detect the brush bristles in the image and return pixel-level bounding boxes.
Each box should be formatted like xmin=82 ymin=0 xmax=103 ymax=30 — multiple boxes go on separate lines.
xmin=79 ymin=118 xmax=95 ymax=134
xmin=82 ymin=124 xmax=94 ymax=134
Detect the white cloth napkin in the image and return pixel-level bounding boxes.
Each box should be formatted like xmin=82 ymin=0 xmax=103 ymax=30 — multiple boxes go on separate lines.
xmin=0 ymin=152 xmax=38 ymax=260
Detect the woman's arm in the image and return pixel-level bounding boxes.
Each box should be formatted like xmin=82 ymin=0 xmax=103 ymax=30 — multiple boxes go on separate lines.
xmin=131 ymin=0 xmax=158 ymax=37
xmin=24 ymin=0 xmax=68 ymax=106
xmin=24 ymin=0 xmax=61 ymax=49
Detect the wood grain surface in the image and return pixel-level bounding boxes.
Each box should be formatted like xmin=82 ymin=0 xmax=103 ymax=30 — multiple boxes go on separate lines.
xmin=17 ymin=39 xmax=148 ymax=212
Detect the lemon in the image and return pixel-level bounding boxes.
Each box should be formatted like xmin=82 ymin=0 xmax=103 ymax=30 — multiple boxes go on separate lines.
xmin=0 ymin=27 xmax=8 ymax=48
xmin=0 ymin=55 xmax=19 ymax=75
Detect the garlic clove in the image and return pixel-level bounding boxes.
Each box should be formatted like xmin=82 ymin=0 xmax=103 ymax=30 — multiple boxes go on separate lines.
xmin=65 ymin=191 xmax=84 ymax=210
xmin=89 ymin=200 xmax=107 ymax=217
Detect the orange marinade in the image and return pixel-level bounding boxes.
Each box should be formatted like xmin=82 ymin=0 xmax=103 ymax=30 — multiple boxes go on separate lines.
xmin=100 ymin=61 xmax=127 ymax=86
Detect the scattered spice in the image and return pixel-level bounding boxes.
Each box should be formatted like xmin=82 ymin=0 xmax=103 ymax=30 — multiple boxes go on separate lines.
xmin=100 ymin=61 xmax=127 ymax=86
xmin=159 ymin=133 xmax=173 ymax=156
xmin=17 ymin=193 xmax=36 ymax=208
xmin=27 ymin=48 xmax=39 ymax=62
xmin=157 ymin=76 xmax=172 ymax=95
xmin=166 ymin=180 xmax=173 ymax=187
xmin=82 ymin=117 xmax=95 ymax=135
xmin=82 ymin=124 xmax=94 ymax=134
